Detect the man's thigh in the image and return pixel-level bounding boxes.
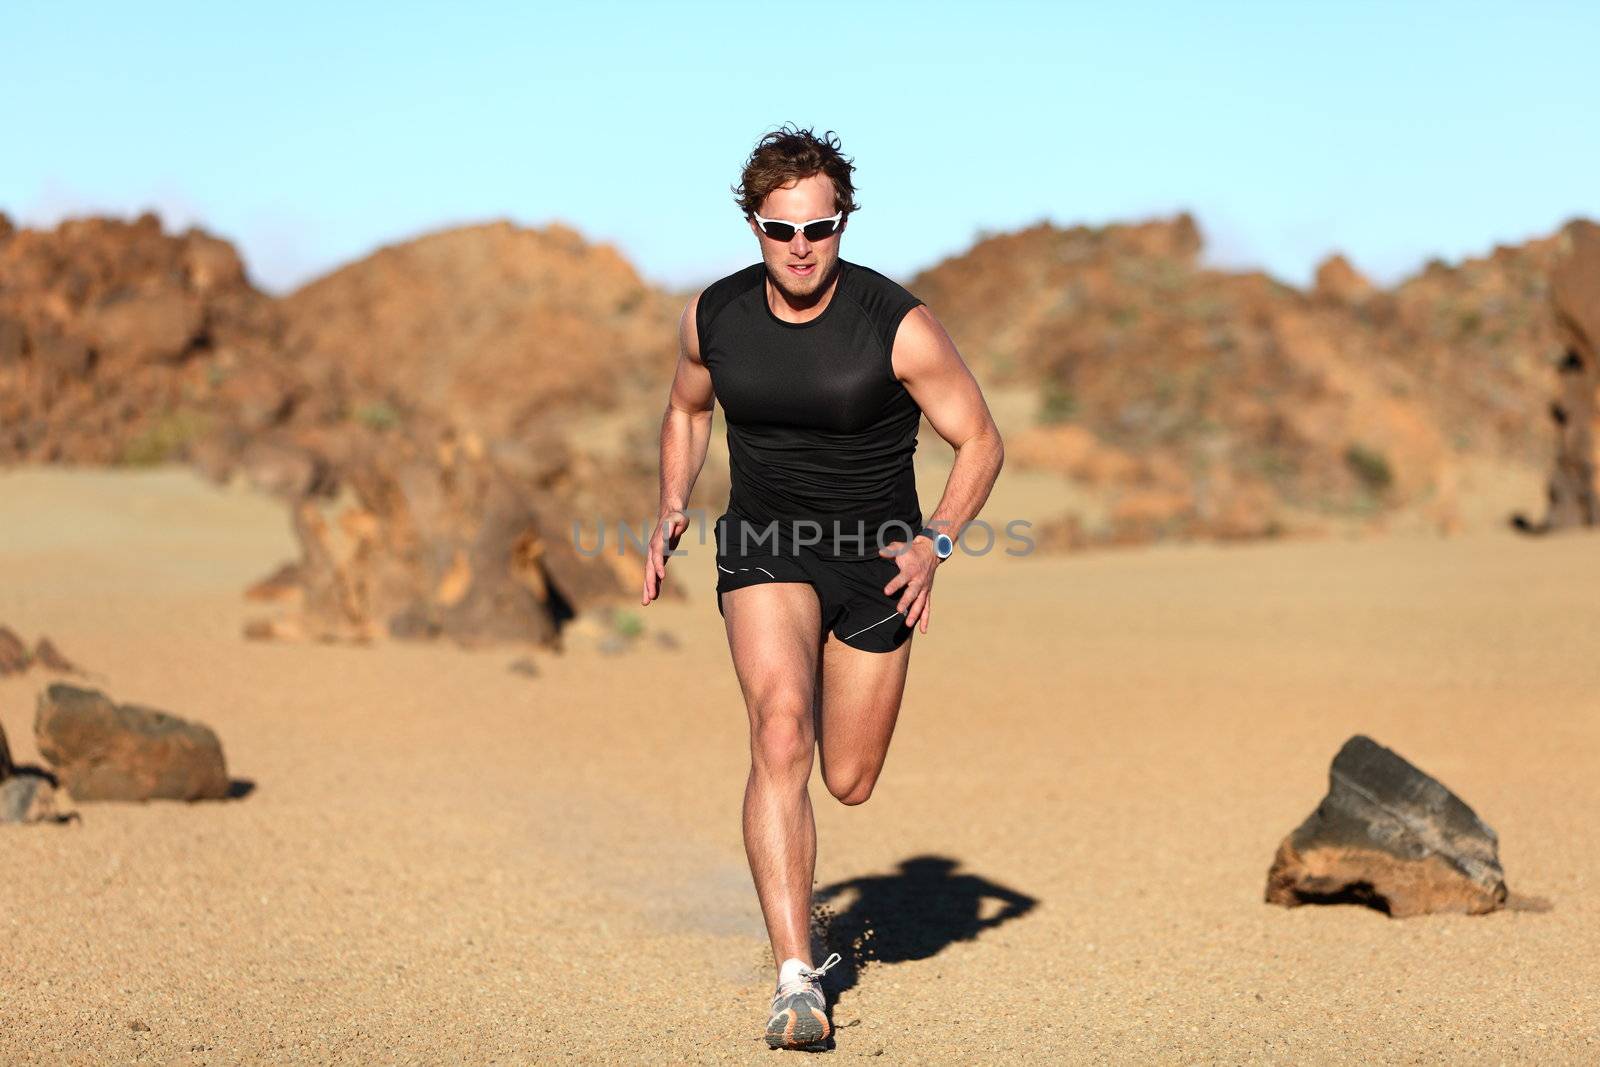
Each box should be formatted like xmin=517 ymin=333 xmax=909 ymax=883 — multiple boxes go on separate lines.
xmin=721 ymin=582 xmax=825 ymax=725
xmin=815 ymin=636 xmax=912 ymax=778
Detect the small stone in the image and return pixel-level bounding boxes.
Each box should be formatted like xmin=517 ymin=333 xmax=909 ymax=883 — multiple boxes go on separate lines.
xmin=387 ymin=605 xmax=443 ymax=641
xmin=652 ymin=631 xmax=681 ymax=651
xmin=243 ymin=617 xmax=307 ymax=642
xmin=31 ymin=637 xmax=81 ymax=675
xmin=564 ymin=612 xmax=607 ymax=641
xmin=242 ymin=618 xmax=276 ymax=641
xmin=0 ymin=774 xmax=59 ymax=823
xmin=35 ymin=684 xmax=230 ymax=802
xmin=129 ymin=1019 xmax=150 ymax=1033
xmin=243 ymin=561 xmax=304 ymax=603
xmin=0 ymin=626 xmax=30 ymax=675
xmin=1265 ymin=735 xmax=1507 ymax=917
xmin=507 ymin=657 xmax=540 ymax=678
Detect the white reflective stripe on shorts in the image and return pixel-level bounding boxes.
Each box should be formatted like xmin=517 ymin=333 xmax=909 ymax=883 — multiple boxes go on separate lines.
xmin=720 ymin=564 xmax=778 ymax=578
xmin=842 ymin=611 xmax=902 ymax=642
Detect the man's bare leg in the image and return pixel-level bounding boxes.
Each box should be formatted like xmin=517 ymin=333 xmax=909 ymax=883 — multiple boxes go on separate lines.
xmin=815 ymin=636 xmax=913 ymax=806
xmin=724 ymin=587 xmax=915 ymax=1049
xmin=722 ymin=582 xmax=824 ymax=966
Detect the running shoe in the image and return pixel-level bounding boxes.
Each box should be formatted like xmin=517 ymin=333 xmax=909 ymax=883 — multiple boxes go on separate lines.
xmin=763 ymin=952 xmax=842 ymax=1050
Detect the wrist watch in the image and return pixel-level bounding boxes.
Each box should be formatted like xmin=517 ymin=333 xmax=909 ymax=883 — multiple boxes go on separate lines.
xmin=917 ymin=526 xmax=955 ymax=560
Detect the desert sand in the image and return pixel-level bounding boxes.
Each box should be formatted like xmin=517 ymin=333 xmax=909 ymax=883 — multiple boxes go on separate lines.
xmin=2 ymin=464 xmax=1598 ymax=1064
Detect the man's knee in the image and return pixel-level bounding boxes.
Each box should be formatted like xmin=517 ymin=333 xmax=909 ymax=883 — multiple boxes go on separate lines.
xmin=750 ymin=691 xmax=812 ymax=772
xmin=823 ymin=765 xmax=878 ymax=806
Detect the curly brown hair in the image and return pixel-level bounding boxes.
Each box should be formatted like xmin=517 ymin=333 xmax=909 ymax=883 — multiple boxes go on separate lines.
xmin=732 ymin=124 xmax=859 ymax=218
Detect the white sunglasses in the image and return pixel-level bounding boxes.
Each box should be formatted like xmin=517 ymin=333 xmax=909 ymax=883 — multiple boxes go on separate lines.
xmin=750 ymin=210 xmax=845 ymax=242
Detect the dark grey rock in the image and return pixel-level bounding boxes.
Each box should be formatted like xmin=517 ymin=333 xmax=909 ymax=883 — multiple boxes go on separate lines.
xmin=0 ymin=774 xmax=59 ymax=824
xmin=1265 ymin=735 xmax=1507 ymax=917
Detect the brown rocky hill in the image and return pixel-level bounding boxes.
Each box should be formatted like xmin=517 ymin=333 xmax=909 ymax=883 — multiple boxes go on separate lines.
xmin=0 ymin=213 xmax=667 ymax=646
xmin=280 ymin=221 xmax=675 ymax=434
xmin=276 ymin=220 xmax=694 ymax=526
xmin=3 ymin=209 xmax=1587 ymax=570
xmin=0 ymin=212 xmax=313 ymax=467
xmin=911 ymin=215 xmax=1578 ymax=547
xmin=256 ymin=220 xmax=699 ymax=645
xmin=0 ymin=213 xmax=687 ymax=490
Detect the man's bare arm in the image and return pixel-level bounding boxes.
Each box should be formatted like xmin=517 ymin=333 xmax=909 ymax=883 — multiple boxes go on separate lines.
xmin=894 ymin=304 xmax=1005 ymax=547
xmin=877 ymin=303 xmax=1004 ymax=632
xmin=643 ymin=293 xmax=715 ymax=605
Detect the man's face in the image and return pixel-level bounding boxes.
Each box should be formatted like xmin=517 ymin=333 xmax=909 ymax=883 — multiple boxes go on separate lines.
xmin=748 ymin=172 xmax=845 ymax=302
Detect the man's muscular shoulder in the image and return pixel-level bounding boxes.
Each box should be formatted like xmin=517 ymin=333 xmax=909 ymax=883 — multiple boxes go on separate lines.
xmin=887 ymin=300 xmax=970 ymax=385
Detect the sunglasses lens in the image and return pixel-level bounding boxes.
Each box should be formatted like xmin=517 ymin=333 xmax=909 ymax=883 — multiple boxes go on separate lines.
xmin=802 ymin=219 xmax=840 ymax=241
xmin=760 ymin=221 xmax=797 ymax=241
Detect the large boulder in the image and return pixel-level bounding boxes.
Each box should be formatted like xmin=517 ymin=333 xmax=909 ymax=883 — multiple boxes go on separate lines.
xmin=34 ymin=684 xmax=229 ymax=802
xmin=1265 ymin=735 xmax=1507 ymax=918
xmin=245 ymin=426 xmax=624 ymax=648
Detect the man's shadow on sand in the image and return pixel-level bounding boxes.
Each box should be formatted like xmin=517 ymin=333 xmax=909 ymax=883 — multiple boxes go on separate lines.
xmin=810 ymin=854 xmax=1038 ymax=1000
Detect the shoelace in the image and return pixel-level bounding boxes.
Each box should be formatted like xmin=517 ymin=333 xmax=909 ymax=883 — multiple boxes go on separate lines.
xmin=776 ymin=952 xmax=843 ymax=998
xmin=797 ymin=952 xmax=842 ymax=983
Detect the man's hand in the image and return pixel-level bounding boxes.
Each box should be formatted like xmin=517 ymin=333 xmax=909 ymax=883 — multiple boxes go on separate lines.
xmin=642 ymin=508 xmax=689 ymax=605
xmin=879 ymin=537 xmax=940 ymax=633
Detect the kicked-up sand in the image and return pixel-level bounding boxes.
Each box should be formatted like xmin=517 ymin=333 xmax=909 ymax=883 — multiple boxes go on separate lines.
xmin=1 ymin=466 xmax=1598 ymax=1063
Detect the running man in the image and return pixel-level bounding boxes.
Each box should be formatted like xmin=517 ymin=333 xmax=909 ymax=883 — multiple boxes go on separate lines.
xmin=641 ymin=125 xmax=1004 ymax=1050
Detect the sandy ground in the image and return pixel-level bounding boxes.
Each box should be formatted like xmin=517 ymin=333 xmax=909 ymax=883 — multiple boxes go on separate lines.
xmin=2 ymin=465 xmax=1598 ymax=1064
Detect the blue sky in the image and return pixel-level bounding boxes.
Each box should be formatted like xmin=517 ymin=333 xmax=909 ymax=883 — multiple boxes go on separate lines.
xmin=4 ymin=1 xmax=1597 ymax=294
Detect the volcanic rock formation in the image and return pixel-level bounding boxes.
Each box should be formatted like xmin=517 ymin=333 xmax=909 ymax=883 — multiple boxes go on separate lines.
xmin=1513 ymin=219 xmax=1600 ymax=533
xmin=913 ymin=215 xmax=1574 ymax=547
xmin=243 ymin=425 xmax=626 ymax=647
xmin=240 ymin=220 xmax=697 ymax=645
xmin=35 ymin=683 xmax=230 ymax=803
xmin=0 ymin=212 xmax=314 ymax=467
xmin=278 ymin=220 xmax=679 ymax=442
xmin=1265 ymin=735 xmax=1507 ymax=918
xmin=4 ymin=207 xmax=1594 ymax=573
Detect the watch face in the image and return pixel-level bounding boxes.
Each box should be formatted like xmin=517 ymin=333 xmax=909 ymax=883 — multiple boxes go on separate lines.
xmin=935 ymin=534 xmax=954 ymax=559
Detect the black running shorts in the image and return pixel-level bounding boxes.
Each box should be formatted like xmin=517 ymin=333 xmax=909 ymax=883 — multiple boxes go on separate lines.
xmin=713 ymin=517 xmax=914 ymax=654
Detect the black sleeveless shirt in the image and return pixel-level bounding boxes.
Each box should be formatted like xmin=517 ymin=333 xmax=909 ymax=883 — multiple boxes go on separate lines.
xmin=697 ymin=259 xmax=925 ymax=560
